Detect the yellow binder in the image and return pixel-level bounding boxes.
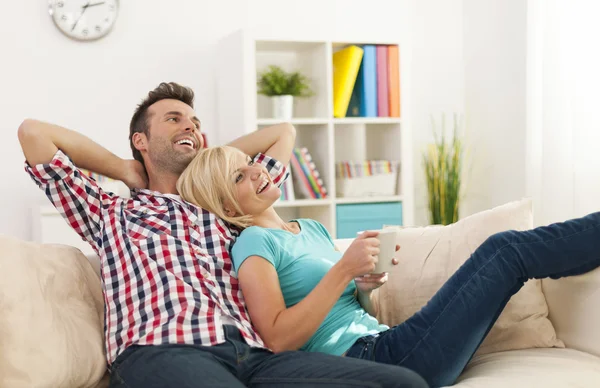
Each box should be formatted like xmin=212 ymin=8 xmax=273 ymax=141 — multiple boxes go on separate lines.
xmin=332 ymin=45 xmax=364 ymax=118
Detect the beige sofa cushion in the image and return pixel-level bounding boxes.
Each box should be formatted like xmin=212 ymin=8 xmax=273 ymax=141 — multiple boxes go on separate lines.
xmin=378 ymin=198 xmax=564 ymax=356
xmin=449 ymin=348 xmax=600 ymax=388
xmin=0 ymin=235 xmax=107 ymax=388
xmin=543 ymin=267 xmax=600 ymax=358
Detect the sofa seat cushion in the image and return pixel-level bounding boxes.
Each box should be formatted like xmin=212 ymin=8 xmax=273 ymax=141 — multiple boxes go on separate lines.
xmin=450 ymin=348 xmax=600 ymax=387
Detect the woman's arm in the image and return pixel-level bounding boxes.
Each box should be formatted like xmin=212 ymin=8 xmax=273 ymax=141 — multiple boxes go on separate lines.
xmin=236 ymin=231 xmax=380 ymax=353
xmin=237 ymin=256 xmax=353 ymax=353
xmin=354 ymin=244 xmax=401 ymax=317
xmin=357 ymin=288 xmax=379 ymax=317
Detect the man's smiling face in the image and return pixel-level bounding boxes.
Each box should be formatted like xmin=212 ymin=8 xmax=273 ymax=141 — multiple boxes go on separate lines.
xmin=142 ymin=98 xmax=204 ymax=175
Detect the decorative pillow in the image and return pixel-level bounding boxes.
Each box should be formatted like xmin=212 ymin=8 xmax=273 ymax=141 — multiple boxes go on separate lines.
xmin=376 ymin=198 xmax=564 ymax=356
xmin=0 ymin=235 xmax=107 ymax=388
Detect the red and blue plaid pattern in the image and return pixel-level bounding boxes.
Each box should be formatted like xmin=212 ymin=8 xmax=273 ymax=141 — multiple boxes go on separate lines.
xmin=25 ymin=150 xmax=288 ymax=365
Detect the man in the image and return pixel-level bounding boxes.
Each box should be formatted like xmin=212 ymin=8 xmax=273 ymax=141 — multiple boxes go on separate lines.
xmin=18 ymin=82 xmax=427 ymax=388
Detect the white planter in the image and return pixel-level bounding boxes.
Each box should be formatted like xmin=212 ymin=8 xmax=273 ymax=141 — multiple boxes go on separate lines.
xmin=271 ymin=95 xmax=294 ymax=119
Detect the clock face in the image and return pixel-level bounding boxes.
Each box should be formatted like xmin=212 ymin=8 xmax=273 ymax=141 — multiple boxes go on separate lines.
xmin=48 ymin=0 xmax=119 ymax=41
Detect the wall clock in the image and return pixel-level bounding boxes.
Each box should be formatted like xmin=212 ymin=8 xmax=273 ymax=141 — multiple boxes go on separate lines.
xmin=48 ymin=0 xmax=119 ymax=41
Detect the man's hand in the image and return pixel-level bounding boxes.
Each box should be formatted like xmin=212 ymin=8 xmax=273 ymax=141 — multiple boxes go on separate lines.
xmin=121 ymin=160 xmax=148 ymax=190
xmin=227 ymin=122 xmax=296 ymax=167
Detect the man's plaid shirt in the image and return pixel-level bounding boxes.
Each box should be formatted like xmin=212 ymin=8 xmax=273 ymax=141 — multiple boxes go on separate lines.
xmin=25 ymin=150 xmax=288 ymax=365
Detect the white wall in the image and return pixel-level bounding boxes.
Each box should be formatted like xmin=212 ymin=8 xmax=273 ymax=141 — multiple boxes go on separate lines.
xmin=527 ymin=0 xmax=600 ymax=226
xmin=1 ymin=0 xmax=466 ymax=240
xmin=411 ymin=0 xmax=465 ymax=225
xmin=462 ymin=0 xmax=528 ymax=217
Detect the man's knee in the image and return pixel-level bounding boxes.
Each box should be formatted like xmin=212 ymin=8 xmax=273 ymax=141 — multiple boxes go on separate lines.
xmin=395 ymin=368 xmax=429 ymax=388
xmin=375 ymin=364 xmax=429 ymax=388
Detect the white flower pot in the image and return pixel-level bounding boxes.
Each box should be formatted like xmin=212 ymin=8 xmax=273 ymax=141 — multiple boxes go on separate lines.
xmin=271 ymin=95 xmax=294 ymax=120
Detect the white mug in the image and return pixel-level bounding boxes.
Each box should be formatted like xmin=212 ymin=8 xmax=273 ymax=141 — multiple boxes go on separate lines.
xmin=356 ymin=229 xmax=397 ymax=273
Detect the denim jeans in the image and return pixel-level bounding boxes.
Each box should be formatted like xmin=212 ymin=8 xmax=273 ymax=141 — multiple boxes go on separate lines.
xmin=346 ymin=211 xmax=600 ymax=388
xmin=109 ymin=324 xmax=428 ymax=388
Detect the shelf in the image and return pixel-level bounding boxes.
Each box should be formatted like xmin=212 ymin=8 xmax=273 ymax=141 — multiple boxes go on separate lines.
xmin=258 ymin=118 xmax=402 ymax=126
xmin=216 ymin=31 xmax=414 ymax=237
xmin=274 ymin=199 xmax=332 ymax=208
xmin=256 ymin=40 xmax=326 ymax=52
xmin=333 ymin=117 xmax=401 ymax=125
xmin=257 ymin=118 xmax=330 ymax=126
xmin=335 ymin=196 xmax=403 ymax=205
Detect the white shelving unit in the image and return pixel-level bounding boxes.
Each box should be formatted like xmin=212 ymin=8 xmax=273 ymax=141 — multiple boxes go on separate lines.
xmin=216 ymin=30 xmax=413 ymax=238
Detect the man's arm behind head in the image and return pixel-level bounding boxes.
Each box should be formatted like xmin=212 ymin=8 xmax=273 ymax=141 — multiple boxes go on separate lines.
xmin=17 ymin=119 xmax=144 ymax=188
xmin=18 ymin=119 xmax=59 ymax=166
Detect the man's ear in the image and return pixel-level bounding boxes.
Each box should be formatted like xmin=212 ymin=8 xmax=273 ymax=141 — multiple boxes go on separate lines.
xmin=132 ymin=132 xmax=148 ymax=152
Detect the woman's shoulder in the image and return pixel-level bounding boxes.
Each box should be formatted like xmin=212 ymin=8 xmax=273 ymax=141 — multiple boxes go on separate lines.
xmin=233 ymin=226 xmax=278 ymax=257
xmin=296 ymin=218 xmax=326 ymax=231
xmin=238 ymin=225 xmax=272 ymax=241
xmin=296 ymin=218 xmax=322 ymax=228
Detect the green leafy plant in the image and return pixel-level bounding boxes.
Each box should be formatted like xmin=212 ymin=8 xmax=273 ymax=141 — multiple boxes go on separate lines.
xmin=257 ymin=65 xmax=314 ymax=97
xmin=423 ymin=113 xmax=465 ymax=225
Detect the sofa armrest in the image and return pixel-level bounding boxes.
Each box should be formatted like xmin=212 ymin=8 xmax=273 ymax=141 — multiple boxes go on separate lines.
xmin=542 ymin=267 xmax=600 ymax=357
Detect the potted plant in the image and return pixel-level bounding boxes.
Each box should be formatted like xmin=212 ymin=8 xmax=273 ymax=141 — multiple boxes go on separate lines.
xmin=257 ymin=65 xmax=313 ymax=119
xmin=422 ymin=113 xmax=466 ymax=225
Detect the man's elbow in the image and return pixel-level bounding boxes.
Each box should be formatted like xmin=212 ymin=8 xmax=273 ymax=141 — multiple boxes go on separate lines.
xmin=18 ymin=119 xmax=56 ymax=166
xmin=284 ymin=122 xmax=297 ymax=140
xmin=18 ymin=119 xmax=40 ymax=142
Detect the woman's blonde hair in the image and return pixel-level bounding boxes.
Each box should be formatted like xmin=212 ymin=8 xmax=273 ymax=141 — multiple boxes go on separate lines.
xmin=177 ymin=145 xmax=254 ymax=228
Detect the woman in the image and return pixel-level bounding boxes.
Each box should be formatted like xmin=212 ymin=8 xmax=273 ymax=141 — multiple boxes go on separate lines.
xmin=177 ymin=145 xmax=600 ymax=388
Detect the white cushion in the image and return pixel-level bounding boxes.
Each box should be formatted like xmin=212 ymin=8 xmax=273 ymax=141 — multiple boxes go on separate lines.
xmin=449 ymin=348 xmax=600 ymax=388
xmin=543 ymin=267 xmax=600 ymax=358
xmin=0 ymin=234 xmax=107 ymax=388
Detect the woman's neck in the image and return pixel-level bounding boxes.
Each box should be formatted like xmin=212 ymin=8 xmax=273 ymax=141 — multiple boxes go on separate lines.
xmin=252 ymin=207 xmax=299 ymax=233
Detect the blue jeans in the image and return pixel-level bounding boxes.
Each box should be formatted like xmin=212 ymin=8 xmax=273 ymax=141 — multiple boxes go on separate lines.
xmin=346 ymin=211 xmax=600 ymax=387
xmin=109 ymin=324 xmax=428 ymax=388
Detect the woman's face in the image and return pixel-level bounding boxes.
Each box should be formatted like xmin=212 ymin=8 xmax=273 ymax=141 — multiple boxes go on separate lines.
xmin=229 ymin=150 xmax=281 ymax=216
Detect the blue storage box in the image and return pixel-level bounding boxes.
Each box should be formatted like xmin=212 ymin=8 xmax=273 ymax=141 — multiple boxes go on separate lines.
xmin=336 ymin=202 xmax=403 ymax=238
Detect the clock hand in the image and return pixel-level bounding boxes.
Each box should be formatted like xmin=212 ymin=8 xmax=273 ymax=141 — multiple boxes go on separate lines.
xmin=71 ymin=2 xmax=91 ymax=32
xmin=86 ymin=2 xmax=106 ymax=8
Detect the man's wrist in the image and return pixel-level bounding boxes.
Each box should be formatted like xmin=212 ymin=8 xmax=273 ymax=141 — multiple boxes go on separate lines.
xmin=105 ymin=157 xmax=129 ymax=182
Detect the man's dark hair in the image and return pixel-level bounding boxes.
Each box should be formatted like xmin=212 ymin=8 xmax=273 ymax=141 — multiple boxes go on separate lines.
xmin=129 ymin=82 xmax=195 ymax=166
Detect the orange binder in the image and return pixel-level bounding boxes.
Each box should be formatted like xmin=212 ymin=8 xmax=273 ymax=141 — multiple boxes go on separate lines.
xmin=387 ymin=45 xmax=400 ymax=117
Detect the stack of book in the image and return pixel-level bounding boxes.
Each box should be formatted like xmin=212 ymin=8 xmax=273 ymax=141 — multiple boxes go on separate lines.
xmin=332 ymin=44 xmax=400 ymax=118
xmin=279 ymin=147 xmax=328 ymax=201
xmin=335 ymin=160 xmax=399 ymax=198
xmin=336 ymin=160 xmax=397 ymax=179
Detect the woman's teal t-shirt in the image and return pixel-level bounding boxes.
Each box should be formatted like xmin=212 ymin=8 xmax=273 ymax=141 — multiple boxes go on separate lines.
xmin=230 ymin=218 xmax=389 ymax=356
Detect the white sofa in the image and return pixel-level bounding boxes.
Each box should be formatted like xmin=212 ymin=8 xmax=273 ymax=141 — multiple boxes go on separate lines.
xmin=87 ymin=241 xmax=600 ymax=388
xmin=81 ymin=241 xmax=600 ymax=388
xmin=1 ymin=198 xmax=600 ymax=388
